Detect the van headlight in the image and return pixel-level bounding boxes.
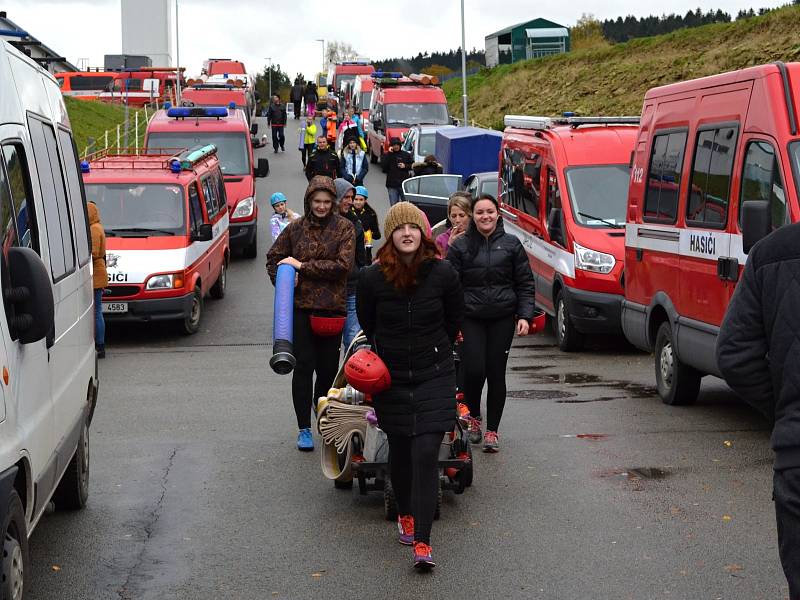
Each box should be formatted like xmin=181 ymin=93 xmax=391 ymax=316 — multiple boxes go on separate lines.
xmin=574 ymin=242 xmax=616 ymax=274
xmin=146 ymin=272 xmax=184 ymax=290
xmin=233 ymin=196 xmax=254 ymax=219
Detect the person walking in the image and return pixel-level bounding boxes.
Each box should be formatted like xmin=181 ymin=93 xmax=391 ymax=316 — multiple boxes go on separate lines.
xmin=304 ymin=81 xmax=318 ymax=117
xmin=412 ymin=154 xmax=444 ymax=177
xmin=446 ymin=194 xmax=535 ymax=452
xmin=299 ymin=116 xmax=317 ymax=168
xmin=716 ymin=223 xmax=800 ymax=598
xmin=305 ymin=136 xmax=340 ymax=181
xmin=356 ymin=202 xmax=464 ymax=569
xmin=435 ymin=192 xmax=472 ymax=256
xmin=290 ymin=78 xmax=304 ymax=119
xmin=338 ymin=108 xmax=363 ymax=148
xmin=340 ymin=138 xmax=368 ymax=187
xmin=334 ymin=178 xmax=368 ymax=350
xmin=88 ymin=202 xmax=108 ymax=359
xmin=269 ymin=192 xmax=300 ymax=242
xmin=382 ymin=137 xmax=413 ymax=206
xmin=267 ymin=94 xmax=288 ymax=153
xmin=267 ymin=176 xmax=355 ymax=451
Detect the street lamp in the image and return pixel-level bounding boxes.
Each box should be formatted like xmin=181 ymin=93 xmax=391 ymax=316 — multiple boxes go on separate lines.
xmin=460 ymin=0 xmax=468 ymax=126
xmin=264 ymin=57 xmax=272 ymax=101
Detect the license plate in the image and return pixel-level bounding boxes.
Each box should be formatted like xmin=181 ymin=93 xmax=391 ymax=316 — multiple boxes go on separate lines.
xmin=102 ymin=302 xmax=128 ymax=314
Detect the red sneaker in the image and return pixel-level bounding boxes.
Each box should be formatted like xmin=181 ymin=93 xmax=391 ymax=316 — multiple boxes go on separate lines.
xmin=483 ymin=430 xmax=499 ymax=453
xmin=397 ymin=515 xmax=414 ymax=545
xmin=413 ymin=542 xmax=435 ymax=569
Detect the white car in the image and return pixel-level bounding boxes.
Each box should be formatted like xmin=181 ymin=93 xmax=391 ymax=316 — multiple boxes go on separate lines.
xmin=401 ymin=124 xmax=456 ymax=163
xmin=0 ymin=41 xmax=98 ymax=596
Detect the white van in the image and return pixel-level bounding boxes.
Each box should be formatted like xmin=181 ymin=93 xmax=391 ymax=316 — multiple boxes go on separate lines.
xmin=0 ymin=41 xmax=98 ymax=597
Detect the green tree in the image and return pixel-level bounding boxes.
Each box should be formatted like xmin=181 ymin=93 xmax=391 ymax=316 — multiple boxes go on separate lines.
xmin=572 ymin=13 xmax=609 ymax=50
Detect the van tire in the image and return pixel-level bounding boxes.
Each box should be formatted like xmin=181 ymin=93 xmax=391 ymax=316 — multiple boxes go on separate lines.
xmin=654 ymin=321 xmax=701 ymax=406
xmin=53 ymin=416 xmax=90 ymax=510
xmin=209 ymin=261 xmax=226 ymax=299
xmin=182 ymin=286 xmax=203 ymax=335
xmin=243 ymin=232 xmax=258 ymax=259
xmin=555 ymin=290 xmax=584 ymax=352
xmin=1 ymin=490 xmax=27 ymax=600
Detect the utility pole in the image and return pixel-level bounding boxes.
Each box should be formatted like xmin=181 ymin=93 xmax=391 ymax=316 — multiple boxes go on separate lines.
xmin=265 ymin=57 xmax=272 ymax=100
xmin=460 ymin=0 xmax=468 ymax=126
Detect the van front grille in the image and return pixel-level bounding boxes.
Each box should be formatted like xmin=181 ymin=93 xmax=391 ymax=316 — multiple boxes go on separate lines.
xmin=103 ymin=285 xmax=140 ymax=298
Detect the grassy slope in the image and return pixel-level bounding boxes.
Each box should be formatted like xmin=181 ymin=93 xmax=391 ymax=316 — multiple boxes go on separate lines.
xmin=64 ymin=97 xmax=146 ymax=155
xmin=445 ymin=5 xmax=800 ymax=129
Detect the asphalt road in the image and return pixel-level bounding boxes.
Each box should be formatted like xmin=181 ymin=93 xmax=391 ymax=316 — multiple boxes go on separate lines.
xmin=26 ymin=117 xmax=787 ymax=599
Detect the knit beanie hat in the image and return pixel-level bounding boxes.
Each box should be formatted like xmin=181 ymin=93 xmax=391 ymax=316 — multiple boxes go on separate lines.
xmin=384 ymin=202 xmax=427 ymax=237
xmin=304 ymin=176 xmax=337 ymax=215
xmin=333 ymin=178 xmax=355 ymax=202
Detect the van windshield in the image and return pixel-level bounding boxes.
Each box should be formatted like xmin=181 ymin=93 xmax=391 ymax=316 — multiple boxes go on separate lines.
xmin=360 ymin=92 xmax=372 ymax=110
xmin=565 ymin=165 xmax=630 ymax=228
xmin=84 ymin=184 xmax=186 ymax=236
xmin=147 ymin=132 xmax=250 ymax=176
xmin=386 ymin=103 xmax=449 ymax=126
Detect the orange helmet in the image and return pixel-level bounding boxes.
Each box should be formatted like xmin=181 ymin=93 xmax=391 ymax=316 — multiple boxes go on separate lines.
xmin=344 ymin=349 xmax=391 ymax=395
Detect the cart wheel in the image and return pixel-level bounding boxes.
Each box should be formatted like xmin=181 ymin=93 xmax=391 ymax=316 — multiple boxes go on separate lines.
xmin=334 ymin=478 xmax=353 ymax=490
xmin=434 ymin=482 xmax=442 ymax=520
xmin=463 ymin=443 xmax=474 ymax=488
xmin=384 ymin=479 xmax=398 ymax=521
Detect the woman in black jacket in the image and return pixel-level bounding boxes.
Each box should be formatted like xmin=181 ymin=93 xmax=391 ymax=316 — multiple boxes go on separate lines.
xmin=357 ymin=202 xmax=464 ymax=570
xmin=446 ymin=194 xmax=535 ymax=453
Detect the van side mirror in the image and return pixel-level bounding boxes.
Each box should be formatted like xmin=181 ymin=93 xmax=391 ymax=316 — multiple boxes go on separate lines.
xmin=6 ymin=247 xmax=54 ymax=344
xmin=192 ymin=223 xmax=213 ymax=242
xmin=742 ymin=200 xmax=771 ymax=253
xmin=255 ymin=158 xmax=270 ymax=178
xmin=548 ymin=208 xmax=565 ymax=246
xmin=250 ymin=123 xmax=259 ymax=135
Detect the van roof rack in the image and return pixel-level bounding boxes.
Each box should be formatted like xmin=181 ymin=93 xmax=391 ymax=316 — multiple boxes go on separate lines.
xmin=504 ymin=114 xmax=640 ymax=130
xmin=83 ymin=145 xmax=218 ymax=173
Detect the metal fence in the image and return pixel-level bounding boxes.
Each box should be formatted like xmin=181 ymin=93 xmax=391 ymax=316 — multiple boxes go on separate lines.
xmin=81 ymin=103 xmax=158 ymax=158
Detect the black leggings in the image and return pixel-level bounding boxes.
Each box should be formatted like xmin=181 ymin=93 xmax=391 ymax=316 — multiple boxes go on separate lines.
xmin=291 ymin=310 xmax=342 ymax=429
xmin=461 ymin=317 xmax=515 ymax=432
xmin=388 ymin=432 xmax=443 ymax=545
xmin=300 ymin=143 xmax=315 ymax=166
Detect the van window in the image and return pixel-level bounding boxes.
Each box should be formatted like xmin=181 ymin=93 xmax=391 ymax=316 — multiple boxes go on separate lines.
xmin=28 ymin=117 xmax=76 ymax=280
xmin=741 ymin=141 xmax=789 ymax=231
xmin=644 ymin=131 xmax=687 ymax=223
xmin=520 ymin=157 xmax=542 ymax=218
xmin=565 ymin=165 xmax=629 ymax=228
xmin=686 ymin=126 xmax=737 ymax=227
xmin=188 ymin=183 xmax=204 ymax=233
xmin=201 ymin=176 xmax=218 ymax=218
xmin=147 ymin=132 xmax=251 ymax=176
xmin=215 ymin=171 xmax=228 ymax=213
xmin=2 ymin=144 xmax=38 ymax=251
xmin=545 ymin=168 xmax=561 ymax=230
xmin=0 ymin=160 xmax=20 ymax=333
xmin=84 ymin=184 xmax=186 ymax=236
xmin=69 ymin=75 xmax=114 ymax=91
xmin=57 ymin=129 xmax=91 ymax=266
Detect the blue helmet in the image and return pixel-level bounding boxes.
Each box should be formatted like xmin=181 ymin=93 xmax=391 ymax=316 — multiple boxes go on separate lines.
xmin=354 ymin=186 xmax=369 ymax=199
xmin=270 ymin=192 xmax=287 ymax=206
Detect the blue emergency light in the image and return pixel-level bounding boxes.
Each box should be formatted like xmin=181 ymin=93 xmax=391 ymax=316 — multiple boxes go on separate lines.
xmin=563 ymin=111 xmax=576 ymax=118
xmin=372 ymin=71 xmax=402 ymax=79
xmin=80 ymin=160 xmax=90 ymax=174
xmin=164 ymin=102 xmax=172 ymax=110
xmin=167 ymin=106 xmax=228 ymax=119
xmin=170 ymin=160 xmax=182 ymax=173
xmin=228 ymin=102 xmax=236 ymax=109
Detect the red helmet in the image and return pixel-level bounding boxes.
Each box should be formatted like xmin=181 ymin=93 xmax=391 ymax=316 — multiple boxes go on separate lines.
xmin=345 ymin=349 xmax=391 ymax=395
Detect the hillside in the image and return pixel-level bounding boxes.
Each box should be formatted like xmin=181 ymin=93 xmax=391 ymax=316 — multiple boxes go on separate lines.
xmin=64 ymin=97 xmax=146 ymax=156
xmin=444 ymin=5 xmax=800 ymax=129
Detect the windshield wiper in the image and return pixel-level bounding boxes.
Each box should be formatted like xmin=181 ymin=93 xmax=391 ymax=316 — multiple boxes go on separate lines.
xmin=387 ymin=121 xmax=412 ymax=127
xmin=109 ymin=227 xmax=176 ymax=236
xmin=578 ymin=212 xmax=624 ymax=229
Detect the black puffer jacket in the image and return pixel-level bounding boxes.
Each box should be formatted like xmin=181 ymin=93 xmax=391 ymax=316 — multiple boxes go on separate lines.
xmin=381 ymin=149 xmax=413 ymax=188
xmin=356 ymin=259 xmax=465 ymax=435
xmin=446 ymin=219 xmax=535 ymax=320
xmin=717 ymin=223 xmax=800 ymax=470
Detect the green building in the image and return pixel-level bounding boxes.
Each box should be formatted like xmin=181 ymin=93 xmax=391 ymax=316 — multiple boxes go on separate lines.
xmin=485 ymin=18 xmax=570 ymax=67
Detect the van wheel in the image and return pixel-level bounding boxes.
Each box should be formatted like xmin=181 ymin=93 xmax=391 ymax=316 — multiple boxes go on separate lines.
xmin=1 ymin=490 xmax=27 ymax=600
xmin=654 ymin=321 xmax=701 ymax=405
xmin=555 ymin=291 xmax=584 ymax=352
xmin=182 ymin=286 xmax=203 ymax=335
xmin=53 ymin=416 xmax=90 ymax=510
xmin=243 ymin=231 xmax=258 ymax=259
xmin=209 ymin=261 xmax=226 ymax=299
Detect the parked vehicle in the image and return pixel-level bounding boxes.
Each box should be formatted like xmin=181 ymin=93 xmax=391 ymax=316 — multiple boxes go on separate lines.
xmin=402 ymin=124 xmax=456 ymax=163
xmin=352 ymin=74 xmax=374 ymax=132
xmin=145 ymin=106 xmax=269 ymax=258
xmin=0 ymin=40 xmax=99 ymax=595
xmin=181 ymin=82 xmax=253 ymax=124
xmin=623 ymin=61 xmax=800 ymax=405
xmin=328 ymin=61 xmax=374 ymax=110
xmin=55 ymin=70 xmax=116 ymax=98
xmin=435 ymin=126 xmax=503 ymax=181
xmin=56 ymin=67 xmax=185 ymax=107
xmin=82 ymin=145 xmax=229 ymax=333
xmin=402 ymin=173 xmax=465 ymax=224
xmin=368 ymin=73 xmax=450 ymax=167
xmin=464 ymin=171 xmax=500 ymax=199
xmin=499 ymin=115 xmax=638 ymax=350
xmin=203 ymin=58 xmax=247 ymax=77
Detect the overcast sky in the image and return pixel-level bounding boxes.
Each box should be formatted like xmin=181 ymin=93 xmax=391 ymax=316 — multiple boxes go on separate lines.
xmin=5 ymin=0 xmax=786 ymax=79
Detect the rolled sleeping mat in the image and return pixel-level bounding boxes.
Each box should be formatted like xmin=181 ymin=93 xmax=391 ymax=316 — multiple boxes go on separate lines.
xmin=270 ymin=263 xmax=296 ymax=374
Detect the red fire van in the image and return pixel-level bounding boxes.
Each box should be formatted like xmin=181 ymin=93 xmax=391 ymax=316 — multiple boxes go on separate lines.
xmin=623 ymin=61 xmax=800 ymax=405
xmin=499 ymin=115 xmax=638 ymax=351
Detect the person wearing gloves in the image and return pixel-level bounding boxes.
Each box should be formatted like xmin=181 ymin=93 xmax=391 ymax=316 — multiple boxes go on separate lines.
xmin=88 ymin=202 xmax=108 ymax=358
xmin=266 ymin=176 xmax=355 ymax=451
xmin=446 ymin=194 xmax=535 ymax=452
xmin=351 ymin=185 xmax=381 ymax=260
xmin=334 ymin=178 xmax=368 ymax=350
xmin=340 ymin=137 xmax=369 ymax=187
xmin=381 ymin=137 xmax=413 ymax=205
xmin=357 ymin=202 xmax=464 ymax=570
xmin=269 ymin=192 xmax=300 ymax=242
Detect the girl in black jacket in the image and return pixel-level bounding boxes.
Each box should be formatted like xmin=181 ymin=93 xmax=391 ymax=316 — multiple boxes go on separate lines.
xmin=357 ymin=202 xmax=464 ymax=570
xmin=446 ymin=194 xmax=535 ymax=452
